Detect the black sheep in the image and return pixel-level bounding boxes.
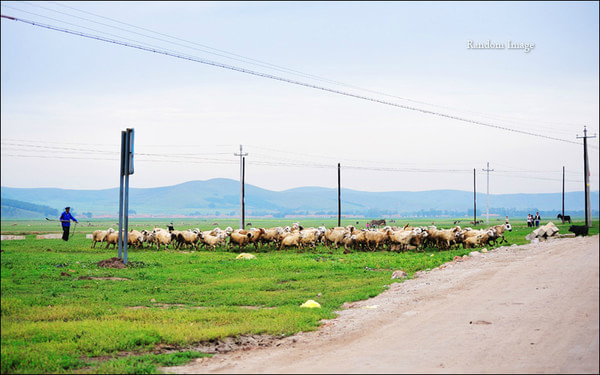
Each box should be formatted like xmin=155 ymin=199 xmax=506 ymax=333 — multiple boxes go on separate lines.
xmin=568 ymin=225 xmax=589 ymax=236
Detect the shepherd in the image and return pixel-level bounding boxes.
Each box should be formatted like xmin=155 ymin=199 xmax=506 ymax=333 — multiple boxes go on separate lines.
xmin=59 ymin=206 xmax=78 ymax=241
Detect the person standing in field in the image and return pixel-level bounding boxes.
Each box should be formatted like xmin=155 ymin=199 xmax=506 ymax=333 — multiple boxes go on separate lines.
xmin=59 ymin=206 xmax=78 ymax=241
xmin=535 ymin=212 xmax=541 ymax=227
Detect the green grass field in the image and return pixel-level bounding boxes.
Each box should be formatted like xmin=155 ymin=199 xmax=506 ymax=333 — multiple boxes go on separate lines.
xmin=1 ymin=217 xmax=597 ymax=374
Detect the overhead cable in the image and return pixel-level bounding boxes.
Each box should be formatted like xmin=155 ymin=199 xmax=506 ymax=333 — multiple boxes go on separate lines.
xmin=0 ymin=13 xmax=583 ymax=147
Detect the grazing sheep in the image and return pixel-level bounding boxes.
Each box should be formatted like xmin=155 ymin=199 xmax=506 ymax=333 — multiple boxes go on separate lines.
xmin=364 ymin=228 xmax=391 ymax=251
xmin=463 ymin=234 xmax=485 ymax=249
xmin=104 ymin=229 xmax=120 ymax=250
xmin=127 ymin=230 xmax=145 ymax=249
xmin=299 ymin=229 xmax=320 ymax=249
xmin=388 ymin=228 xmax=420 ymax=252
xmin=341 ymin=232 xmax=356 ymax=251
xmin=489 ymin=223 xmax=512 ymax=245
xmin=149 ymin=229 xmax=175 ymax=250
xmin=323 ymin=228 xmax=347 ymax=249
xmin=91 ymin=228 xmax=113 ymax=248
xmin=350 ymin=230 xmax=369 ymax=251
xmin=169 ymin=230 xmax=184 ymax=249
xmin=248 ymin=228 xmax=265 ymax=250
xmin=458 ymin=228 xmax=494 ymax=248
xmin=200 ymin=233 xmax=222 ymax=251
xmin=426 ymin=227 xmax=460 ymax=250
xmin=260 ymin=227 xmax=285 ymax=248
xmin=229 ymin=230 xmax=253 ymax=250
xmin=177 ymin=230 xmax=202 ymax=250
xmin=407 ymin=227 xmax=429 ymax=250
xmin=278 ymin=231 xmax=302 ymax=251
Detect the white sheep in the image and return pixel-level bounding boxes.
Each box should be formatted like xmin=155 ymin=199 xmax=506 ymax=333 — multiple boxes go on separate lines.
xmin=149 ymin=229 xmax=175 ymax=250
xmin=91 ymin=228 xmax=113 ymax=248
xmin=278 ymin=231 xmax=302 ymax=251
xmin=177 ymin=230 xmax=202 ymax=250
xmin=104 ymin=228 xmax=120 ymax=249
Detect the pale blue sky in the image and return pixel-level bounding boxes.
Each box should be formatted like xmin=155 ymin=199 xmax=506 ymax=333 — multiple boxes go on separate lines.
xmin=1 ymin=1 xmax=598 ymax=194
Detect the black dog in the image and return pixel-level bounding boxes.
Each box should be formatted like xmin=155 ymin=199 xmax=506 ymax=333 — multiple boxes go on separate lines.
xmin=557 ymin=214 xmax=572 ymax=224
xmin=568 ymin=225 xmax=589 ymax=236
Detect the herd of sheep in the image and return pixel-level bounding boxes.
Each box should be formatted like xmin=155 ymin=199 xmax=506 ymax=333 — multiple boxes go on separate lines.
xmin=90 ymin=222 xmax=512 ymax=252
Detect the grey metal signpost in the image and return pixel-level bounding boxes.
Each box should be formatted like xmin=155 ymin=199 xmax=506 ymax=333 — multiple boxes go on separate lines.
xmin=118 ymin=128 xmax=134 ymax=264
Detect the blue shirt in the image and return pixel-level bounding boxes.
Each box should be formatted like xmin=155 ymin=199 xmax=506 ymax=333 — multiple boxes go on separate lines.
xmin=60 ymin=211 xmax=78 ymax=227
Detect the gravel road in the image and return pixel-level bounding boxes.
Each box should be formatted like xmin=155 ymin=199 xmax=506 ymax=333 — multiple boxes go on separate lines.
xmin=164 ymin=235 xmax=599 ymax=374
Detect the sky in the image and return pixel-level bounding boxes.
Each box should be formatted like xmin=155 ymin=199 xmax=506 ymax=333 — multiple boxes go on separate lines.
xmin=1 ymin=1 xmax=599 ymax=195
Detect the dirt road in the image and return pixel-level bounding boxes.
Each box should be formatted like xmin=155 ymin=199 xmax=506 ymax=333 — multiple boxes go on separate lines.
xmin=164 ymin=235 xmax=599 ymax=374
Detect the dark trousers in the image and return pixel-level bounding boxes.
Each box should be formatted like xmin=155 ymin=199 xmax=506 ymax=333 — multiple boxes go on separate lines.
xmin=62 ymin=226 xmax=70 ymax=241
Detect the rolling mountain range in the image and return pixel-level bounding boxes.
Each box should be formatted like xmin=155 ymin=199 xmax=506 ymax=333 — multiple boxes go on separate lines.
xmin=1 ymin=178 xmax=598 ymax=219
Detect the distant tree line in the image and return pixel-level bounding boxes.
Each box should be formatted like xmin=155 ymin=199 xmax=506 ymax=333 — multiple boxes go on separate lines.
xmin=0 ymin=198 xmax=59 ymax=217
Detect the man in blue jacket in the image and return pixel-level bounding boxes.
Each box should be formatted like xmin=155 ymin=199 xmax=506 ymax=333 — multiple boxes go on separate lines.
xmin=60 ymin=206 xmax=78 ymax=241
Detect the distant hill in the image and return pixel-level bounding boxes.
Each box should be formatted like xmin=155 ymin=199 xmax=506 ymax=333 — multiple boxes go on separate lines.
xmin=1 ymin=198 xmax=59 ymax=219
xmin=1 ymin=178 xmax=598 ymax=219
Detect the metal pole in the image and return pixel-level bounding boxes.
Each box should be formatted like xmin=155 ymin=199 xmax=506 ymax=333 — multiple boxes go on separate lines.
xmin=124 ymin=128 xmax=134 ymax=264
xmin=338 ymin=163 xmax=341 ymax=227
xmin=234 ymin=145 xmax=248 ymax=230
xmin=118 ymin=131 xmax=126 ymax=259
xmin=123 ymin=162 xmax=130 ymax=264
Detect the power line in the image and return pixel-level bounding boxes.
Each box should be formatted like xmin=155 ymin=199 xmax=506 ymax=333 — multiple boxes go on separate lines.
xmin=29 ymin=2 xmax=596 ymax=137
xmin=1 ymin=13 xmax=583 ymax=147
xmin=0 ymin=142 xmax=592 ymax=178
xmin=0 ymin=4 xmax=177 ymax=53
xmin=1 ymin=141 xmax=594 ymax=179
xmin=2 ymin=152 xmax=595 ymax=186
xmin=29 ymin=1 xmax=526 ymax=120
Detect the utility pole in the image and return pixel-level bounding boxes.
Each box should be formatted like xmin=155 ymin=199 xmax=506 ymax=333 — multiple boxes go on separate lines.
xmin=234 ymin=145 xmax=248 ymax=230
xmin=338 ymin=163 xmax=341 ymax=227
xmin=577 ymin=126 xmax=596 ymax=227
xmin=242 ymin=156 xmax=246 ymax=229
xmin=482 ymin=162 xmax=494 ymax=226
xmin=473 ymin=168 xmax=476 ymax=226
xmin=562 ymin=166 xmax=565 ymax=224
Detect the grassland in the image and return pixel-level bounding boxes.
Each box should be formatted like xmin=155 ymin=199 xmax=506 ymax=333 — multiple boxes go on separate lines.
xmin=1 ymin=217 xmax=597 ymax=374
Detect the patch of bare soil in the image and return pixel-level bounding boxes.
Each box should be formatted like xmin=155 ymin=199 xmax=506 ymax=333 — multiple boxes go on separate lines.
xmin=77 ymin=276 xmax=131 ymax=281
xmin=126 ymin=304 xmax=276 ymax=310
xmin=239 ymin=306 xmax=277 ymax=310
xmin=96 ymin=257 xmax=126 ymax=269
xmin=80 ymin=334 xmax=285 ymax=369
xmin=164 ymin=235 xmax=599 ymax=374
xmin=179 ymin=335 xmax=286 ymax=355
